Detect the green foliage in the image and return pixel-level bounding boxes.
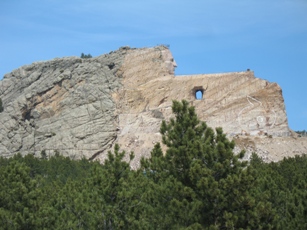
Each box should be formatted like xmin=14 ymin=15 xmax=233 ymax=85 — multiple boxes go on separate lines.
xmin=141 ymin=100 xmax=275 ymax=229
xmin=0 ymin=161 xmax=40 ymax=229
xmin=250 ymin=153 xmax=307 ymax=229
xmin=0 ymin=100 xmax=306 ymax=228
xmin=295 ymin=130 xmax=307 ymax=137
xmin=80 ymin=53 xmax=92 ymax=59
xmin=40 ymin=150 xmax=47 ymax=159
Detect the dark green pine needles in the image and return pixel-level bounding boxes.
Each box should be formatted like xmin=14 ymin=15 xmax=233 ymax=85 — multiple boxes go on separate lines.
xmin=3 ymin=100 xmax=307 ymax=229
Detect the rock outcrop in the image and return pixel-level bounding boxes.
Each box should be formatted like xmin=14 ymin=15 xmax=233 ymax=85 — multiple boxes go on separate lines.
xmin=0 ymin=46 xmax=306 ymax=166
xmin=0 ymin=47 xmax=127 ymax=159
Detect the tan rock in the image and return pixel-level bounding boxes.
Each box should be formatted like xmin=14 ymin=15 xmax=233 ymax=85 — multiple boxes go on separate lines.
xmin=0 ymin=46 xmax=305 ymax=166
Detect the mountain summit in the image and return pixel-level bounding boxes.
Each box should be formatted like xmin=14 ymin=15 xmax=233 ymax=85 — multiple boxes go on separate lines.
xmin=0 ymin=46 xmax=305 ymax=166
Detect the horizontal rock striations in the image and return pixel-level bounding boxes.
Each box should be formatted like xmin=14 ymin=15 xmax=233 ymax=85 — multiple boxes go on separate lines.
xmin=0 ymin=46 xmax=305 ymax=165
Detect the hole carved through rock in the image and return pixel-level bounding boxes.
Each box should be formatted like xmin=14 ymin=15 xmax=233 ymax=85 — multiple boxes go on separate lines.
xmin=193 ymin=86 xmax=205 ymax=100
xmin=195 ymin=90 xmax=203 ymax=100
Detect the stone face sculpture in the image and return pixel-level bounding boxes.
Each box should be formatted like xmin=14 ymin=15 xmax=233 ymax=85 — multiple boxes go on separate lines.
xmin=161 ymin=48 xmax=177 ymax=74
xmin=0 ymin=46 xmax=305 ymax=166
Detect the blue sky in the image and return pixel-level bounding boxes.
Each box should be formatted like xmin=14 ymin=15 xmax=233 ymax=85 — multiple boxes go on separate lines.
xmin=1 ymin=0 xmax=306 ymax=130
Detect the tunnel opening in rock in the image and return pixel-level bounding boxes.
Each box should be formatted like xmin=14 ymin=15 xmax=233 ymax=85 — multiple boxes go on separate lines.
xmin=195 ymin=90 xmax=203 ymax=100
xmin=193 ymin=86 xmax=205 ymax=100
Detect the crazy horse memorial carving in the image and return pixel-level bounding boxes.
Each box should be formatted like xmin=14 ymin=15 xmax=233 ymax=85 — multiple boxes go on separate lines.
xmin=0 ymin=46 xmax=306 ymax=167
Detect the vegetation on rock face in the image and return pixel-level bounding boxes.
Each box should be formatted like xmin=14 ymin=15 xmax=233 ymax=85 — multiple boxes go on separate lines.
xmin=0 ymin=100 xmax=306 ymax=229
xmin=80 ymin=53 xmax=92 ymax=58
xmin=0 ymin=98 xmax=3 ymax=112
xmin=295 ymin=130 xmax=307 ymax=137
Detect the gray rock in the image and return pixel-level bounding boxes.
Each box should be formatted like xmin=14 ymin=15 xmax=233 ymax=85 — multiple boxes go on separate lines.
xmin=0 ymin=48 xmax=127 ymax=158
xmin=1 ymin=45 xmax=305 ymax=166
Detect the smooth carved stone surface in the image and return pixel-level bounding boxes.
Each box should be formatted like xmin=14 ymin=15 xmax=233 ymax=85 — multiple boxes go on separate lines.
xmin=0 ymin=46 xmax=306 ymax=165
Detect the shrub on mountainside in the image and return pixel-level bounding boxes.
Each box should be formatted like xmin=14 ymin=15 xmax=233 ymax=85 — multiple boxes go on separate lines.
xmin=0 ymin=98 xmax=3 ymax=113
xmin=80 ymin=53 xmax=92 ymax=58
xmin=295 ymin=130 xmax=307 ymax=137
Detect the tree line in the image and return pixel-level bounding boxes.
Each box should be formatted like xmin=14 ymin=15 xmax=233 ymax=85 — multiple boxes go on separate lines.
xmin=295 ymin=130 xmax=307 ymax=137
xmin=80 ymin=53 xmax=92 ymax=59
xmin=0 ymin=100 xmax=307 ymax=229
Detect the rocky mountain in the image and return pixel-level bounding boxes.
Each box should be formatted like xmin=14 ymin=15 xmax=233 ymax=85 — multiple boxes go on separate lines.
xmin=0 ymin=46 xmax=306 ymax=167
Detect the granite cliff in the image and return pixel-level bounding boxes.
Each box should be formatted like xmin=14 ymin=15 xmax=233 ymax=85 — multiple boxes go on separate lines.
xmin=0 ymin=46 xmax=306 ymax=167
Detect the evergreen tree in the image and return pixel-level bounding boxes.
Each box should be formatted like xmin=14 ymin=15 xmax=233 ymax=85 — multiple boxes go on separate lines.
xmin=80 ymin=53 xmax=92 ymax=59
xmin=141 ymin=100 xmax=276 ymax=229
xmin=250 ymin=153 xmax=307 ymax=229
xmin=0 ymin=161 xmax=40 ymax=229
xmin=3 ymin=100 xmax=304 ymax=228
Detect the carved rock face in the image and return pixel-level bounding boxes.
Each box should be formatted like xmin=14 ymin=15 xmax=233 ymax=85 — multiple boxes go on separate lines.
xmin=0 ymin=46 xmax=305 ymax=166
xmin=161 ymin=49 xmax=177 ymax=75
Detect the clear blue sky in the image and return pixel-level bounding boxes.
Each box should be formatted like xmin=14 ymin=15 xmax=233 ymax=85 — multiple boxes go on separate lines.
xmin=1 ymin=0 xmax=306 ymax=131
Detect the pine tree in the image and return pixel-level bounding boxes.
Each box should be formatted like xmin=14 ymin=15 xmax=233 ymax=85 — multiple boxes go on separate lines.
xmin=141 ymin=100 xmax=276 ymax=229
xmin=0 ymin=161 xmax=40 ymax=229
xmin=250 ymin=154 xmax=307 ymax=229
xmin=80 ymin=53 xmax=92 ymax=59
